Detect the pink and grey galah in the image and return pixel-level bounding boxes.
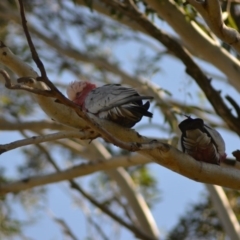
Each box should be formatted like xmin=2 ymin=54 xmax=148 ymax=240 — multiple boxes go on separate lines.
xmin=67 ymin=81 xmax=153 ymax=128
xmin=178 ymin=117 xmax=226 ymax=165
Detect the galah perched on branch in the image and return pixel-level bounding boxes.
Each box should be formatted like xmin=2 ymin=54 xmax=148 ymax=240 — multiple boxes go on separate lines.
xmin=178 ymin=117 xmax=226 ymax=165
xmin=67 ymin=81 xmax=153 ymax=128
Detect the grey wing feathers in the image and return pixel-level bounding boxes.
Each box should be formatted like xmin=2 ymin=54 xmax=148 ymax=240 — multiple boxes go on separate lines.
xmin=204 ymin=125 xmax=225 ymax=156
xmin=100 ymin=95 xmax=153 ymax=112
xmin=85 ymin=84 xmax=153 ymax=127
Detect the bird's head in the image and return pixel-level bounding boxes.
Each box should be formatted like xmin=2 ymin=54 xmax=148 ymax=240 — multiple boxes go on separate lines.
xmin=67 ymin=81 xmax=96 ymax=102
xmin=178 ymin=117 xmax=204 ymax=132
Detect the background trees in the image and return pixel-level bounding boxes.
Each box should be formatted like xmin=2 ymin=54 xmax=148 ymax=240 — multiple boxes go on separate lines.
xmin=0 ymin=0 xmax=240 ymax=239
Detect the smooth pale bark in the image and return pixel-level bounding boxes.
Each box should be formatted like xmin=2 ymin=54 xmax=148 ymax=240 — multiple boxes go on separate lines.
xmin=1 ymin=44 xmax=240 ymax=189
xmin=144 ymin=0 xmax=240 ymax=91
xmin=206 ymin=185 xmax=240 ymax=240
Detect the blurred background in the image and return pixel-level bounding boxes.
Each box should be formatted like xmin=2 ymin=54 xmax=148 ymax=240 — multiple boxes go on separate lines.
xmin=0 ymin=1 xmax=240 ymax=239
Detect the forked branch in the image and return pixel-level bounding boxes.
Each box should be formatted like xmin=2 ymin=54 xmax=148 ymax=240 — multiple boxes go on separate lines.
xmin=188 ymin=0 xmax=240 ymax=54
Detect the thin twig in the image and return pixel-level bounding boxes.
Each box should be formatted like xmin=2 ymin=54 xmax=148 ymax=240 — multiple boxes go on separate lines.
xmin=53 ymin=217 xmax=79 ymax=240
xmin=0 ymin=131 xmax=92 ymax=154
xmin=0 ymin=70 xmax=53 ymax=97
xmin=88 ymin=218 xmax=109 ymax=240
xmin=18 ymin=0 xmax=47 ymax=79
xmin=0 ymin=118 xmax=71 ymax=131
xmin=225 ymin=95 xmax=240 ymax=120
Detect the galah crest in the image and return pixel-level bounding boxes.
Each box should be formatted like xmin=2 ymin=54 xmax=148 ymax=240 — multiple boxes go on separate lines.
xmin=178 ymin=117 xmax=226 ymax=164
xmin=67 ymin=81 xmax=153 ymax=128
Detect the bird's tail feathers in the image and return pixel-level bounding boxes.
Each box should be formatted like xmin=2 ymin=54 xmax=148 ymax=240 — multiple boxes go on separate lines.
xmin=126 ymin=101 xmax=153 ymax=118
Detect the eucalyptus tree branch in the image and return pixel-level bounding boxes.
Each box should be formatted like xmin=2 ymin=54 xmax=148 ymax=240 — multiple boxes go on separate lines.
xmin=101 ymin=0 xmax=240 ymax=136
xmin=0 ymin=155 xmax=150 ymax=195
xmin=1 ymin=42 xmax=240 ymax=190
xmin=50 ymin=139 xmax=86 ymax=156
xmin=1 ymin=0 xmax=240 ymax=201
xmin=144 ymin=0 xmax=240 ymax=91
xmin=188 ymin=0 xmax=240 ymax=55
xmin=76 ymin=0 xmax=240 ymax=91
xmin=1 ymin=57 xmax=156 ymax=153
xmin=0 ymin=130 xmax=92 ymax=154
xmin=0 ymin=118 xmax=72 ymax=131
xmin=20 ymin=129 xmax=88 ymax=159
xmin=1 ymin=145 xmax=240 ymax=192
xmin=77 ymin=0 xmax=240 ymax=88
xmin=2 ymin=0 xmax=240 ymax=92
xmin=206 ymin=184 xmax=240 ymax=240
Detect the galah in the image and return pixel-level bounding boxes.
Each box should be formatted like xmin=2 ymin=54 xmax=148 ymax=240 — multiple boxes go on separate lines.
xmin=178 ymin=117 xmax=226 ymax=164
xmin=67 ymin=81 xmax=153 ymax=128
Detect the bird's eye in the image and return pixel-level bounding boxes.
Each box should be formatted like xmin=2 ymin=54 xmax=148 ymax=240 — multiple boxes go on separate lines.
xmin=76 ymin=92 xmax=81 ymax=97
